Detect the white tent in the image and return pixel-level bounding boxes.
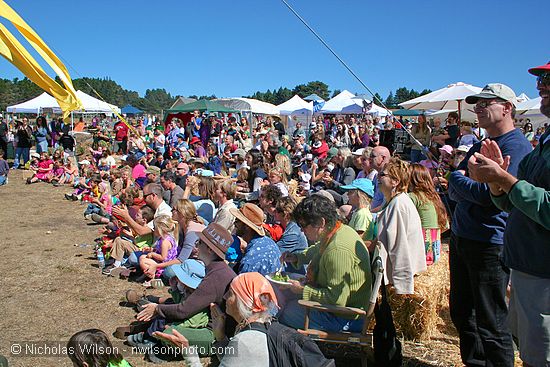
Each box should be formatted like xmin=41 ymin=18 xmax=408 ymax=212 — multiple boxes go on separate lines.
xmin=214 ymin=98 xmax=279 ymax=115
xmin=277 ymin=95 xmax=313 ymax=115
xmin=320 ymin=90 xmax=389 ymax=116
xmin=7 ymin=92 xmax=61 ymax=113
xmin=6 ymin=90 xmax=120 ymax=114
xmin=517 ymin=97 xmax=541 ymax=115
xmin=76 ymin=90 xmax=120 ymax=114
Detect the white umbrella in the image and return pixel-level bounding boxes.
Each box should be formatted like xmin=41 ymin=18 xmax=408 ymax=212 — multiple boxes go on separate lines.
xmin=399 ymin=82 xmax=482 ymax=121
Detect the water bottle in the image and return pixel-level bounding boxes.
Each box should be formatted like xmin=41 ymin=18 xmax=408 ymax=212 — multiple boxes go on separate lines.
xmin=97 ymin=248 xmax=105 ymax=272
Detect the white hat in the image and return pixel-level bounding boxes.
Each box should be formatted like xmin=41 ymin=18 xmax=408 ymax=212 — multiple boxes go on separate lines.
xmin=456 ymin=145 xmax=470 ymax=153
xmin=79 ymin=159 xmax=91 ymax=165
xmin=352 ymin=148 xmax=365 ymax=156
xmin=309 ymin=122 xmax=317 ymax=129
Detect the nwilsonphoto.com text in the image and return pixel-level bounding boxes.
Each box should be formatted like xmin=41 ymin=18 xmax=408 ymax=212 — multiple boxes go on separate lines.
xmin=9 ymin=341 xmax=237 ymax=358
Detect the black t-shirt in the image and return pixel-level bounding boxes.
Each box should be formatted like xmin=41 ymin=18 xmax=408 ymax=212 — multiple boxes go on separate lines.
xmin=445 ymin=124 xmax=460 ymax=147
xmin=59 ymin=134 xmax=75 ymax=151
xmin=16 ymin=127 xmax=32 ymax=148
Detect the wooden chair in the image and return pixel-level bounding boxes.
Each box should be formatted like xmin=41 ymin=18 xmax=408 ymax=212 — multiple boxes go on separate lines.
xmin=297 ymin=246 xmax=385 ymax=366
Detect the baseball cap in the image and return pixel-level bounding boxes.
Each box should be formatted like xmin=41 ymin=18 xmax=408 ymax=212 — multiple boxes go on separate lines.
xmin=439 ymin=145 xmax=453 ymax=155
xmin=146 ymin=166 xmax=160 ymax=175
xmin=465 ymin=83 xmax=517 ymax=106
xmin=327 ymin=147 xmax=338 ymax=160
xmin=340 ymin=178 xmax=374 ymax=198
xmin=232 ymin=148 xmax=246 ymax=158
xmin=352 ymin=148 xmax=365 ymax=156
xmin=528 ymin=61 xmax=550 ymax=76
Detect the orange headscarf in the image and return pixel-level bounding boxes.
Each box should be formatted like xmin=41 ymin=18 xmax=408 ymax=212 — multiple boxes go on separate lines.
xmin=230 ymin=273 xmax=279 ymax=313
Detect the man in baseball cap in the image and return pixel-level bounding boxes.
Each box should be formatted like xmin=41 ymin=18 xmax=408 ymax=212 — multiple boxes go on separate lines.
xmin=448 ymin=83 xmax=533 ymax=367
xmin=467 ymin=62 xmax=550 ymax=367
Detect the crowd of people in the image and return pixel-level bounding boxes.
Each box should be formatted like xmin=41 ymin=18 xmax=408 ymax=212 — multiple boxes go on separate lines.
xmin=0 ymin=61 xmax=549 ymax=367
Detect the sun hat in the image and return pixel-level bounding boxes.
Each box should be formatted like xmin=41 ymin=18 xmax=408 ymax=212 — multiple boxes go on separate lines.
xmin=230 ymin=203 xmax=265 ymax=237
xmin=197 ymin=222 xmax=233 ymax=260
xmin=528 ymin=61 xmax=550 ymax=76
xmin=79 ymin=159 xmax=91 ymax=165
xmin=176 ymin=133 xmax=185 ymax=139
xmin=30 ymin=152 xmax=40 ymax=159
xmin=172 ymin=259 xmax=206 ymax=289
xmin=439 ymin=145 xmax=454 ymax=155
xmin=465 ymin=83 xmax=518 ymax=106
xmin=232 ymin=148 xmax=246 ymax=158
xmin=341 ymin=178 xmax=375 ymax=197
xmin=146 ymin=166 xmax=160 ymax=175
xmin=189 ymin=137 xmax=201 ymax=145
xmin=352 ymin=148 xmax=365 ymax=156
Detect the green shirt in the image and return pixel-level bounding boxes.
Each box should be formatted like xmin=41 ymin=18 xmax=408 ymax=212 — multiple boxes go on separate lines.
xmin=348 ymin=207 xmax=374 ymax=241
xmin=297 ymin=224 xmax=372 ymax=312
xmin=408 ymin=192 xmax=439 ymax=229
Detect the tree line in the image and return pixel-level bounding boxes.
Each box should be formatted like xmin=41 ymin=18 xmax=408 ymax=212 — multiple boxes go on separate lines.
xmin=0 ymin=77 xmax=431 ymax=113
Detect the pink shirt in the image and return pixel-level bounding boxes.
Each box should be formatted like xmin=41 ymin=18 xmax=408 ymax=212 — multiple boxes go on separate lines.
xmin=132 ymin=164 xmax=146 ymax=179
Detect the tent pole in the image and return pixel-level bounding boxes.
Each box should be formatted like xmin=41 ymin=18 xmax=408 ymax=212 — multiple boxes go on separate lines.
xmin=458 ymin=99 xmax=462 ymax=123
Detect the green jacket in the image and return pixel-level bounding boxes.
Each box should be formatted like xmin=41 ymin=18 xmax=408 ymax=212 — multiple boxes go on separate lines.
xmin=492 ymin=128 xmax=550 ymax=277
xmin=297 ymin=224 xmax=372 ymax=311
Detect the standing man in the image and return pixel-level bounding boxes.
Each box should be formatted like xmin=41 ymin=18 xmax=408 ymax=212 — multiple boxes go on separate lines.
xmin=368 ymin=145 xmax=391 ymax=213
xmin=468 ymin=62 xmax=550 ymax=367
xmin=0 ymin=116 xmax=8 ymax=159
xmin=190 ymin=110 xmax=202 ymax=138
xmin=113 ymin=119 xmax=129 ymax=154
xmin=13 ymin=118 xmax=32 ymax=169
xmin=447 ymin=84 xmax=532 ymax=367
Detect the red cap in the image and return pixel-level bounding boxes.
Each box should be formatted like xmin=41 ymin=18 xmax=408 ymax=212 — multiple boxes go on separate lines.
xmin=190 ymin=137 xmax=201 ymax=145
xmin=528 ymin=61 xmax=550 ymax=76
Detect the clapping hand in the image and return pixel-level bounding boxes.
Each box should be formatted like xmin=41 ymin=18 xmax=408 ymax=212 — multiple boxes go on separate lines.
xmin=210 ymin=303 xmax=226 ymax=342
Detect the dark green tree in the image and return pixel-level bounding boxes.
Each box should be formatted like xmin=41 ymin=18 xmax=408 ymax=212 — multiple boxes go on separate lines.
xmin=373 ymin=92 xmax=383 ymax=106
xmin=331 ymin=89 xmax=341 ymax=98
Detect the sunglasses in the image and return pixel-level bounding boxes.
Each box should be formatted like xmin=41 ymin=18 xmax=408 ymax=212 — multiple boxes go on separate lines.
xmin=537 ymin=72 xmax=550 ymax=87
xmin=474 ymin=100 xmax=507 ymax=109
xmin=378 ymin=172 xmax=389 ymax=178
xmin=143 ymin=192 xmax=155 ymax=199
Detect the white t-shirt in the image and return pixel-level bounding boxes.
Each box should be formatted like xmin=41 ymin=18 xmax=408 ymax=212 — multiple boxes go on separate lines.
xmin=146 ymin=201 xmax=172 ymax=230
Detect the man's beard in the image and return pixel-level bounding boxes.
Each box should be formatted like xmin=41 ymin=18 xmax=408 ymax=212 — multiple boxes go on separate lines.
xmin=540 ymin=102 xmax=550 ymax=118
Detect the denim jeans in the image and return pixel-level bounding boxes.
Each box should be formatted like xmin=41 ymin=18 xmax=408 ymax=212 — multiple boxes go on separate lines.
xmin=0 ymin=176 xmax=6 ymax=185
xmin=449 ymin=233 xmax=514 ymax=367
xmin=36 ymin=140 xmax=48 ymax=153
xmin=278 ymin=299 xmax=364 ymax=333
xmin=13 ymin=147 xmax=30 ymax=168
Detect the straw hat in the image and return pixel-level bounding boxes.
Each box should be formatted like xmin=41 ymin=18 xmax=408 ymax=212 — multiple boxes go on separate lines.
xmin=230 ymin=203 xmax=265 ymax=237
xmin=197 ymin=223 xmax=233 ymax=260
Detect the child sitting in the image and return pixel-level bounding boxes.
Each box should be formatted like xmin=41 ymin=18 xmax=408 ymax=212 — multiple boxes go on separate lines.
xmin=0 ymin=150 xmax=8 ymax=186
xmin=58 ymin=158 xmax=78 ymax=185
xmin=139 ymin=215 xmax=179 ymax=286
xmin=27 ymin=152 xmax=53 ymax=184
xmin=67 ymin=328 xmax=133 ymax=367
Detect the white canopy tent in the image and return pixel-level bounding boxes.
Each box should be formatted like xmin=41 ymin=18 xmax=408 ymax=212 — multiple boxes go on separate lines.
xmin=6 ymin=90 xmax=120 ymax=114
xmin=277 ymin=95 xmax=313 ymax=115
xmin=516 ymin=97 xmax=548 ymax=128
xmin=7 ymin=92 xmax=61 ymax=114
xmin=320 ymin=90 xmax=389 ymax=116
xmin=214 ymin=98 xmax=279 ymax=115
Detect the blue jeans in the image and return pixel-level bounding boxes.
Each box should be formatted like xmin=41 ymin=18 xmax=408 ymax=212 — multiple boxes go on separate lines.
xmin=278 ymin=299 xmax=363 ymax=333
xmin=162 ymin=264 xmax=179 ymax=282
xmin=36 ymin=140 xmax=48 ymax=153
xmin=449 ymin=233 xmax=514 ymax=367
xmin=0 ymin=176 xmax=7 ymax=186
xmin=13 ymin=147 xmax=30 ymax=168
xmin=410 ymin=149 xmax=427 ymax=163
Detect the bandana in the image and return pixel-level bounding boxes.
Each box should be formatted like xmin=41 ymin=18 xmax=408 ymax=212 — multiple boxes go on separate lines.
xmin=230 ymin=273 xmax=279 ymax=313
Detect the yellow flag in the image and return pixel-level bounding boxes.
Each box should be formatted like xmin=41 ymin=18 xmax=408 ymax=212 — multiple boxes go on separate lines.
xmin=0 ymin=0 xmax=82 ymax=119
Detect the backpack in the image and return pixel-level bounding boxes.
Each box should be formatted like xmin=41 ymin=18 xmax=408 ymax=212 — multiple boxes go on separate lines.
xmin=246 ymin=321 xmax=336 ymax=367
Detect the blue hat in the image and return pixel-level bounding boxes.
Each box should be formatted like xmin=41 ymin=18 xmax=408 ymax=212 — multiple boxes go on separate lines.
xmin=176 ymin=133 xmax=185 ymax=139
xmin=340 ymin=179 xmax=374 ymax=198
xmin=172 ymin=259 xmax=206 ymax=289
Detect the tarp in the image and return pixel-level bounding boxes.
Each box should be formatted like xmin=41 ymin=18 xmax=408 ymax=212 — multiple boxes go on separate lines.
xmin=7 ymin=92 xmax=60 ymax=113
xmin=391 ymin=109 xmax=423 ymax=116
xmin=121 ymin=104 xmax=142 ymax=114
xmin=214 ymin=98 xmax=279 ymax=115
xmin=277 ymin=95 xmax=313 ymax=115
xmin=6 ymin=90 xmax=120 ymax=114
xmin=165 ymin=99 xmax=237 ymax=113
xmin=321 ymin=90 xmax=389 ymax=116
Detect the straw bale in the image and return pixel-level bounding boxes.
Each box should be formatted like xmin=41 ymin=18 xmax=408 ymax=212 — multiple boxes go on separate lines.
xmin=387 ymin=251 xmax=450 ymax=341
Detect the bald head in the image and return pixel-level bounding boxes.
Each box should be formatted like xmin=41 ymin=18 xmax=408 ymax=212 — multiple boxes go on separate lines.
xmin=370 ymin=146 xmax=391 ymax=171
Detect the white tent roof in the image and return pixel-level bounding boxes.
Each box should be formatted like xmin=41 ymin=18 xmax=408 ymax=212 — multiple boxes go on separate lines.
xmin=516 ymin=97 xmax=543 ymax=116
xmin=7 ymin=92 xmax=61 ymax=113
xmin=214 ymin=98 xmax=279 ymax=115
xmin=320 ymin=90 xmax=388 ymax=116
xmin=516 ymin=93 xmax=530 ymax=103
xmin=399 ymin=82 xmax=482 ymax=110
xmin=6 ymin=90 xmax=120 ymax=114
xmin=277 ymin=95 xmax=313 ymax=115
xmin=76 ymin=90 xmax=120 ymax=114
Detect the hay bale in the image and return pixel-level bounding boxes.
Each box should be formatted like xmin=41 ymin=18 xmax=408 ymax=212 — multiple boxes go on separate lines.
xmin=388 ymin=251 xmax=450 ymax=341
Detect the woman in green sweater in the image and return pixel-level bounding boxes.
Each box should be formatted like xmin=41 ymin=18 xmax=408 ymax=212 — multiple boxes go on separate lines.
xmin=408 ymin=164 xmax=449 ymax=265
xmin=278 ymin=195 xmax=372 ymax=332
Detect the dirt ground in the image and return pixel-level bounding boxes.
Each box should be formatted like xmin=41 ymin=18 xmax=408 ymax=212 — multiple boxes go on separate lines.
xmin=0 ymin=169 xmax=519 ymax=367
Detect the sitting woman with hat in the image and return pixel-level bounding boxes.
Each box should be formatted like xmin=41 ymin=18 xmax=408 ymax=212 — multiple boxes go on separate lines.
xmin=230 ymin=203 xmax=282 ymax=276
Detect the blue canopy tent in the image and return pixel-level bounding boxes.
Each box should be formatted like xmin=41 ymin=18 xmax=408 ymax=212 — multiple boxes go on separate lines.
xmin=121 ymin=104 xmax=143 ymax=115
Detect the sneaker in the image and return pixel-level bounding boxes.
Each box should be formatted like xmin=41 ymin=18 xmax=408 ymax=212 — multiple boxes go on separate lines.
xmin=64 ymin=193 xmax=73 ymax=200
xmin=71 ymin=194 xmax=79 ymax=201
xmin=102 ymin=264 xmax=120 ymax=275
xmin=127 ymin=332 xmax=156 ymax=349
xmin=84 ymin=214 xmax=92 ymax=220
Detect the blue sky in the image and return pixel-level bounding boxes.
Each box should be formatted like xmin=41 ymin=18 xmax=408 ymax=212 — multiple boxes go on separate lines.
xmin=1 ymin=0 xmax=548 ymax=101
